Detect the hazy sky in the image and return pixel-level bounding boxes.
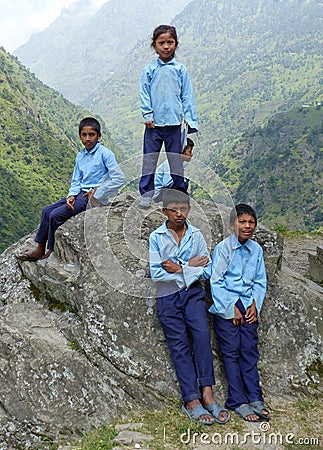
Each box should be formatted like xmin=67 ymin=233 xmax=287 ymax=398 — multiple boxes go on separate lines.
xmin=0 ymin=0 xmax=106 ymax=54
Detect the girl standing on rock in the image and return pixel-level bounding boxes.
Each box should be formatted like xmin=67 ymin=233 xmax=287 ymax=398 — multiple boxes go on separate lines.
xmin=138 ymin=25 xmax=198 ymax=208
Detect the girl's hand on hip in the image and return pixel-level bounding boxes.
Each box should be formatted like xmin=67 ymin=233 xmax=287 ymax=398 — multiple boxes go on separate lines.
xmin=145 ymin=120 xmax=155 ymax=128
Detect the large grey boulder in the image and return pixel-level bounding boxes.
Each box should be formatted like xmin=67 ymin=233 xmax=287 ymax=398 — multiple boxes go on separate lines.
xmin=0 ymin=193 xmax=322 ymax=449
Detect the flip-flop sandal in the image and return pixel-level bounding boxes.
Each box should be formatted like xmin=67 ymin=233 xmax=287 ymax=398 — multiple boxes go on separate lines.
xmin=204 ymin=402 xmax=230 ymax=424
xmin=234 ymin=404 xmax=261 ymax=422
xmin=249 ymin=401 xmax=271 ymax=420
xmin=15 ymin=250 xmax=38 ymax=262
xmin=182 ymin=404 xmax=215 ymax=425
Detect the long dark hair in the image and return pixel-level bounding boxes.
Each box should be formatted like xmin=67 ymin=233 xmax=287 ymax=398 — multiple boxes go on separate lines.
xmin=151 ymin=25 xmax=178 ymax=48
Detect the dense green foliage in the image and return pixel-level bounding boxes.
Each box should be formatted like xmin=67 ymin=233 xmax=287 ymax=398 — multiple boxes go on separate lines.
xmin=231 ymin=105 xmax=323 ymax=230
xmin=0 ymin=48 xmax=115 ymax=252
xmin=2 ymin=0 xmax=322 ymax=247
xmin=88 ymin=0 xmax=322 ymax=230
xmin=178 ymin=0 xmax=322 ymax=140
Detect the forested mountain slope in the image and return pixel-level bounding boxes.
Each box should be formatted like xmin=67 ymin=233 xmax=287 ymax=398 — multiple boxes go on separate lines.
xmin=231 ymin=105 xmax=323 ymax=230
xmin=89 ymin=0 xmax=322 ymax=154
xmin=175 ymin=0 xmax=322 ymax=145
xmin=6 ymin=0 xmax=323 ymax=234
xmin=0 ymin=48 xmax=115 ymax=253
xmin=14 ymin=0 xmax=192 ymax=104
xmin=87 ymin=0 xmax=322 ymax=230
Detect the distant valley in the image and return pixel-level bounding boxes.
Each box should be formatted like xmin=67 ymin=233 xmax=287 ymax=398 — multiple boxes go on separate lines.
xmin=0 ymin=0 xmax=322 ymax=252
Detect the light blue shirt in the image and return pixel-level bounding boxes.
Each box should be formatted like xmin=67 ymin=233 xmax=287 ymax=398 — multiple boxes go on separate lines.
xmin=149 ymin=221 xmax=211 ymax=293
xmin=140 ymin=57 xmax=198 ymax=130
xmin=209 ymin=234 xmax=266 ymax=319
xmin=67 ymin=142 xmax=125 ymax=203
xmin=153 ymin=160 xmax=189 ymax=199
xmin=154 ymin=160 xmax=173 ymax=194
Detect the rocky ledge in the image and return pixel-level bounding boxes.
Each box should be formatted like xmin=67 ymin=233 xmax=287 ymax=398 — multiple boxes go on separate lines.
xmin=0 ymin=193 xmax=322 ymax=449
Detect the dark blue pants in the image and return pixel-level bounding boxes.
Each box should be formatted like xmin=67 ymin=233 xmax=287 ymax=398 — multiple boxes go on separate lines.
xmin=213 ymin=299 xmax=263 ymax=410
xmin=35 ymin=192 xmax=88 ymax=250
xmin=156 ymin=284 xmax=215 ymax=404
xmin=139 ymin=125 xmax=186 ymax=196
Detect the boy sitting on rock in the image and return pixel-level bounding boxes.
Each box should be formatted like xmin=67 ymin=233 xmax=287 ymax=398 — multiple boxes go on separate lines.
xmin=16 ymin=117 xmax=125 ymax=261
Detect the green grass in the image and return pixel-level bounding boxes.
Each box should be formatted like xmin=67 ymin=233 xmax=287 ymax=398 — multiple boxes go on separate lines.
xmin=63 ymin=397 xmax=322 ymax=449
xmin=78 ymin=424 xmax=117 ymax=450
xmin=270 ymin=225 xmax=323 ymax=237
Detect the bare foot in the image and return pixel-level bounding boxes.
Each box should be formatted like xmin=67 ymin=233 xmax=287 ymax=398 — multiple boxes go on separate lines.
xmin=245 ymin=412 xmax=260 ymax=421
xmin=16 ymin=243 xmax=46 ymax=262
xmin=249 ymin=401 xmax=270 ymax=419
xmin=17 ymin=249 xmax=44 ymax=261
xmin=216 ymin=409 xmax=229 ymax=423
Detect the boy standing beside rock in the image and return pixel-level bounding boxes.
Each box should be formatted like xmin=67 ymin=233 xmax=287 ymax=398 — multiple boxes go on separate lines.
xmin=209 ymin=204 xmax=270 ymax=422
xmin=149 ymin=189 xmax=229 ymax=425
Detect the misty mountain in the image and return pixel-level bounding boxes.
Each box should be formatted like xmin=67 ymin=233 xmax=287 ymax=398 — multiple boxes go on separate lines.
xmin=15 ymin=0 xmax=192 ymax=104
xmin=6 ymin=0 xmax=323 ymax=233
xmin=87 ymin=0 xmax=322 ymax=152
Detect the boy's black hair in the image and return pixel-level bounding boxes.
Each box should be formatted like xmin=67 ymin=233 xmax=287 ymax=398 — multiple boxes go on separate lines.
xmin=151 ymin=25 xmax=178 ymax=47
xmin=162 ymin=188 xmax=190 ymax=208
xmin=79 ymin=117 xmax=101 ymax=135
xmin=230 ymin=204 xmax=257 ymax=226
xmin=183 ymin=137 xmax=194 ymax=153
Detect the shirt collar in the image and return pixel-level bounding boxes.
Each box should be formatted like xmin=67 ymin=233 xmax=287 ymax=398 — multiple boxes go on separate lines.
xmin=157 ymin=56 xmax=176 ymax=66
xmin=229 ymin=233 xmax=252 ymax=251
xmin=81 ymin=142 xmax=100 ymax=155
xmin=157 ymin=220 xmax=192 ymax=235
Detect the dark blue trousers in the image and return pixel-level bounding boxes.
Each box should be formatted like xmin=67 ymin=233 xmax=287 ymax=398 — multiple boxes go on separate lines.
xmin=139 ymin=125 xmax=186 ymax=196
xmin=156 ymin=284 xmax=215 ymax=404
xmin=213 ymin=299 xmax=263 ymax=410
xmin=35 ymin=192 xmax=88 ymax=250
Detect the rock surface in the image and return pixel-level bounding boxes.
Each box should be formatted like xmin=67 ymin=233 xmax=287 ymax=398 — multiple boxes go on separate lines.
xmin=0 ymin=193 xmax=322 ymax=449
xmin=308 ymin=245 xmax=323 ymax=284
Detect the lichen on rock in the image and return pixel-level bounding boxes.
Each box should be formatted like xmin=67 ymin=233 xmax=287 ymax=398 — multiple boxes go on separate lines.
xmin=0 ymin=193 xmax=321 ymax=449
